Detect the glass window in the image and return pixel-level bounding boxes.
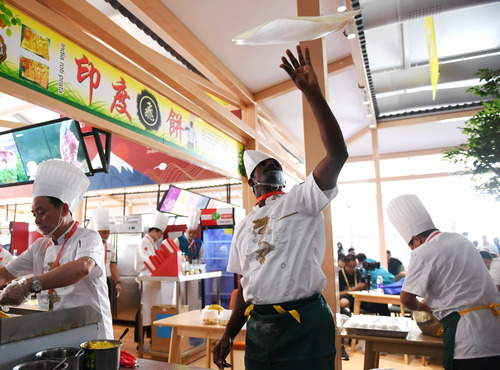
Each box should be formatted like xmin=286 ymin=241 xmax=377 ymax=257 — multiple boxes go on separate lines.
xmin=331 ymin=182 xmax=381 ymax=260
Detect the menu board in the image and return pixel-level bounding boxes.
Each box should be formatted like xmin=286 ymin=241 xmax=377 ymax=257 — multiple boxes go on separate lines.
xmin=158 ymin=185 xmax=209 ymax=217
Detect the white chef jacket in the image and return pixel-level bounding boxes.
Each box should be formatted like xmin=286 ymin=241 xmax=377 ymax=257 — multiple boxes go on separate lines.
xmin=227 ymin=173 xmax=338 ymax=304
xmin=134 ymin=234 xmax=162 ymax=325
xmin=403 ymin=232 xmax=500 ymax=359
xmin=0 ymin=245 xmax=13 ymax=267
xmin=6 ymin=223 xmax=113 ymax=339
xmin=104 ymin=240 xmax=117 ymax=278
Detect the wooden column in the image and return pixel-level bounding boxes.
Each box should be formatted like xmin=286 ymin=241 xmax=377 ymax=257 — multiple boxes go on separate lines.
xmin=370 ymin=127 xmax=388 ymax=268
xmin=297 ymin=0 xmax=340 ymax=368
xmin=241 ymin=106 xmax=258 ymax=217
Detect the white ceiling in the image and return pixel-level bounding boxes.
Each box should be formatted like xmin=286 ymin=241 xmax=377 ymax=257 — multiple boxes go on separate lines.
xmin=1 ymin=0 xmax=499 ymax=169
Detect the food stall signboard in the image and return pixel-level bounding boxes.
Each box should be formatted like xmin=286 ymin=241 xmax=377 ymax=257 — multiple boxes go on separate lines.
xmin=0 ymin=2 xmax=243 ymax=177
xmin=201 ymin=208 xmax=235 ymax=226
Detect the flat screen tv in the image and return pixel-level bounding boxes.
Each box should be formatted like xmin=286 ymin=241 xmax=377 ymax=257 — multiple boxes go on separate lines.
xmin=157 ymin=185 xmax=210 ymax=217
xmin=0 ymin=117 xmax=91 ymax=187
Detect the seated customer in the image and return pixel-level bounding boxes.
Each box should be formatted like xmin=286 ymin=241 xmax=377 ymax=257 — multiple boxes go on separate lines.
xmin=387 ymin=250 xmax=404 ymax=275
xmin=339 ymin=255 xmax=390 ymax=315
xmin=356 ymin=253 xmax=394 ymax=290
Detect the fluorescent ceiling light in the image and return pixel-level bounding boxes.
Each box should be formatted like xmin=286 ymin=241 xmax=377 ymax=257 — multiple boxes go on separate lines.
xmin=376 ymin=79 xmax=482 ymax=99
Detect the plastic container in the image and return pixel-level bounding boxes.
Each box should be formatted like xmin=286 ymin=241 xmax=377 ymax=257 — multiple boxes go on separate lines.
xmin=201 ymin=308 xmax=219 ymax=325
xmin=376 ymin=275 xmax=384 ymax=294
xmin=219 ymin=309 xmax=232 ymax=326
xmin=36 ymin=347 xmax=83 ymax=370
xmin=80 ymin=339 xmax=122 ymax=370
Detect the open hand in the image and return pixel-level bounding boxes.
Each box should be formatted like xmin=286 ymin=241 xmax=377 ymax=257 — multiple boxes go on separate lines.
xmin=280 ymin=45 xmax=319 ymax=93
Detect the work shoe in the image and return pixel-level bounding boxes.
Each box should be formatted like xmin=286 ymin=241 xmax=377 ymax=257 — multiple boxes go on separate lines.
xmin=341 ymin=345 xmax=349 ymax=361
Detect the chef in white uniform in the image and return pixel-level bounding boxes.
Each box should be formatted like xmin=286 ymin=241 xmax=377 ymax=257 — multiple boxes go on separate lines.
xmin=134 ymin=211 xmax=169 ymax=346
xmin=0 ymin=160 xmax=113 ymax=339
xmin=92 ymin=208 xmax=122 ymax=298
xmin=387 ymin=194 xmax=500 ymax=370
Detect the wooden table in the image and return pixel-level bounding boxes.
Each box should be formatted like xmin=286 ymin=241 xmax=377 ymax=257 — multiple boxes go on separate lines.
xmin=154 ymin=310 xmax=246 ymax=368
xmin=348 ymin=291 xmax=406 ymax=353
xmin=341 ymin=323 xmax=443 ymax=370
xmin=137 ymin=272 xmax=222 ymax=358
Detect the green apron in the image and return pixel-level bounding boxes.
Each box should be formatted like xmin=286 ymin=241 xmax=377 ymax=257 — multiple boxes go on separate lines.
xmin=439 ymin=303 xmax=500 ymax=370
xmin=244 ymin=294 xmax=335 ymax=370
xmin=439 ymin=311 xmax=461 ymax=370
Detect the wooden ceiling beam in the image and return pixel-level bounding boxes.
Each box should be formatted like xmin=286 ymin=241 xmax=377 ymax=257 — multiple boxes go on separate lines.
xmin=347 ymin=147 xmax=449 ymax=163
xmin=255 ymin=56 xmax=354 ymax=103
xmin=120 ymin=0 xmax=256 ymax=105
xmin=257 ymin=106 xmax=305 ymax=161
xmin=0 ymin=119 xmax=28 ymax=129
xmin=36 ymin=0 xmax=255 ymax=141
xmin=346 ymin=125 xmax=370 ymax=145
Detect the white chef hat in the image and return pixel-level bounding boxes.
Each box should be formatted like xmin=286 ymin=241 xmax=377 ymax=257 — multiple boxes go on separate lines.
xmin=151 ymin=211 xmax=169 ymax=232
xmin=187 ymin=208 xmax=201 ymax=230
xmin=92 ymin=208 xmax=110 ymax=231
xmin=32 ymin=159 xmax=89 ymax=214
xmin=386 ymin=194 xmax=436 ymax=244
xmin=243 ymin=150 xmax=275 ymax=178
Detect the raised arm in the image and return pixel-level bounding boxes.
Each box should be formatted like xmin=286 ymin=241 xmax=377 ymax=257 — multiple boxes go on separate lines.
xmin=280 ymin=45 xmax=348 ymax=190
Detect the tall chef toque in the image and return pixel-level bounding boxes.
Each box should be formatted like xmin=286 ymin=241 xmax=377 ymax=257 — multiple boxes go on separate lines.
xmin=187 ymin=208 xmax=201 ymax=230
xmin=386 ymin=194 xmax=436 ymax=244
xmin=32 ymin=159 xmax=90 ymax=214
xmin=243 ymin=150 xmax=274 ymax=178
xmin=92 ymin=208 xmax=110 ymax=231
xmin=151 ymin=211 xmax=169 ymax=232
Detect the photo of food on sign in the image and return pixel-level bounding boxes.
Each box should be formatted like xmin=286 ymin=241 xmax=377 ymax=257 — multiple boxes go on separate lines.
xmin=19 ymin=56 xmax=49 ymax=89
xmin=20 ymin=25 xmax=50 ymax=61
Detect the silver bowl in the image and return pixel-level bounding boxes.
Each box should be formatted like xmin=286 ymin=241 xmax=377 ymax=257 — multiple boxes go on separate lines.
xmin=13 ymin=360 xmax=69 ymax=370
xmin=36 ymin=347 xmax=83 ymax=370
xmin=413 ymin=310 xmax=442 ymax=337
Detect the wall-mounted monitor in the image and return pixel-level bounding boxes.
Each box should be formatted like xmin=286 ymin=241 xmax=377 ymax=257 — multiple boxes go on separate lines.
xmin=157 ymin=185 xmax=210 ymax=217
xmin=0 ymin=117 xmax=92 ymax=187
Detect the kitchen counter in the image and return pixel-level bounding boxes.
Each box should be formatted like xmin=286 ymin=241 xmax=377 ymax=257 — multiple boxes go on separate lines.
xmin=0 ymin=305 xmax=100 ymax=370
xmin=124 ymin=358 xmax=211 ymax=369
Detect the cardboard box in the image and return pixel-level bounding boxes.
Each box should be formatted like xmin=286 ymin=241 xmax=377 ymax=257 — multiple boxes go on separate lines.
xmin=151 ymin=304 xmax=189 ymax=352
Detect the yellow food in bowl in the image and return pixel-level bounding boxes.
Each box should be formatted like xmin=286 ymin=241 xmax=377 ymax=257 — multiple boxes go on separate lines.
xmin=84 ymin=340 xmax=118 ymax=349
xmin=0 ymin=311 xmax=9 ymax=319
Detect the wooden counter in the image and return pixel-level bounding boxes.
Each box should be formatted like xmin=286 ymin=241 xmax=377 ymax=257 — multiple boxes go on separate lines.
xmin=154 ymin=310 xmax=246 ymax=368
xmin=341 ymin=322 xmax=443 ymax=370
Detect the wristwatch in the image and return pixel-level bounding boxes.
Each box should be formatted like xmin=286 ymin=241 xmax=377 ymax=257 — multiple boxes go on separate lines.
xmin=31 ymin=276 xmax=43 ymax=294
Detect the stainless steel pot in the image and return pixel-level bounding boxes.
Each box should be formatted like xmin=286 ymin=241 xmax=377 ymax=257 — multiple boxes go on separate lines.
xmin=13 ymin=360 xmax=69 ymax=370
xmin=36 ymin=347 xmax=83 ymax=370
xmin=80 ymin=340 xmax=122 ymax=370
xmin=413 ymin=310 xmax=442 ymax=337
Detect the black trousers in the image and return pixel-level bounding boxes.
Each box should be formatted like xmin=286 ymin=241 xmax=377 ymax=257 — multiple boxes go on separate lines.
xmin=134 ymin=311 xmax=151 ymax=343
xmin=453 ymin=355 xmax=500 ymax=370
